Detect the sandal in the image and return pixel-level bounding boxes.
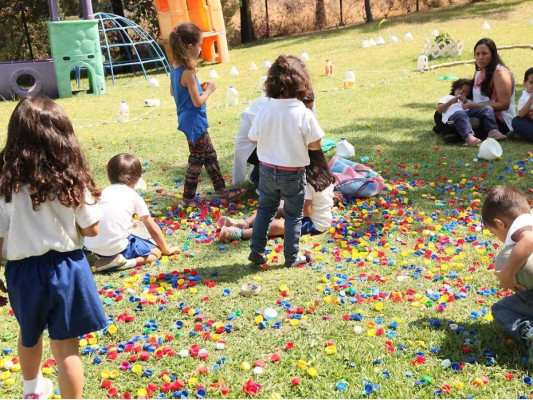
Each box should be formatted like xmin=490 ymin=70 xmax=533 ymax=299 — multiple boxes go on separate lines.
xmin=217 ymin=187 xmax=246 ymax=202
xmin=182 ymin=195 xmax=203 ymax=208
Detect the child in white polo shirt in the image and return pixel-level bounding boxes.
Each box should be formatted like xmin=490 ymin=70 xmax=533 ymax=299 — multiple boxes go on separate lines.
xmin=85 ymin=153 xmax=179 ymax=272
xmin=247 ymin=54 xmax=324 ymax=267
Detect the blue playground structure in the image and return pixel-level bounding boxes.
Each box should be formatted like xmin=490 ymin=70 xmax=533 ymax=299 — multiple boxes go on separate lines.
xmin=95 ymin=12 xmax=169 ymax=84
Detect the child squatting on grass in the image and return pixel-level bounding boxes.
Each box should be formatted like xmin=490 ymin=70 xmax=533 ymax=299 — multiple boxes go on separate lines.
xmin=0 ymin=97 xmax=108 ymax=399
xmin=219 ymin=149 xmax=342 ymax=242
xmin=169 ymin=22 xmax=244 ymax=207
xmin=483 ymin=185 xmax=533 ymax=364
xmin=246 ymin=54 xmax=324 ymax=268
xmin=84 ymin=153 xmax=180 ymax=272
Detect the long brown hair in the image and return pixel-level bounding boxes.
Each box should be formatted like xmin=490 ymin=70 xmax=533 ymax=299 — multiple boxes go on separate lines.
xmin=474 ymin=38 xmax=506 ymax=99
xmin=265 ymin=54 xmax=312 ymax=100
xmin=306 ymin=149 xmax=335 ymax=192
xmin=0 ymin=97 xmax=100 ymax=210
xmin=169 ymin=22 xmax=202 ymax=70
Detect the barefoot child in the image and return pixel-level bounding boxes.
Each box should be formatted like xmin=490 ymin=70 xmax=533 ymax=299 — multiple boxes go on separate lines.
xmin=169 ymin=22 xmax=244 ymax=207
xmin=220 ymin=149 xmax=341 ymax=241
xmin=0 ymin=97 xmax=108 ymax=398
xmin=84 ymin=153 xmax=179 ymax=272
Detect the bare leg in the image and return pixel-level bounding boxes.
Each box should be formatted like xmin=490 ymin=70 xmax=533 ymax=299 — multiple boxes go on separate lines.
xmin=134 ymin=248 xmax=162 ymax=266
xmin=50 ymin=338 xmax=83 ymax=398
xmin=242 ymin=218 xmax=285 ymax=240
xmin=246 ymin=207 xmax=284 ymax=229
xmin=18 ymin=334 xmax=43 ymax=380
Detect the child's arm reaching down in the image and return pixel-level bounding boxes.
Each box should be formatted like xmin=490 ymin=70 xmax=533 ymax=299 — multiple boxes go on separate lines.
xmin=141 ymin=215 xmax=180 ymax=256
xmin=496 ymin=229 xmax=533 ymax=291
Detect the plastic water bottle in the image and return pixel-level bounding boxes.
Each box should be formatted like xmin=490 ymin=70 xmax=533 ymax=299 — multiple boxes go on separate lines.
xmin=336 ymin=137 xmax=355 ymax=158
xmin=417 ymin=55 xmax=429 ymax=72
xmin=149 ymin=76 xmax=160 ymax=87
xmin=226 ymin=86 xmax=239 ymax=107
xmin=118 ymin=101 xmax=129 ymax=122
xmin=344 ymin=70 xmax=356 ymax=89
xmin=257 ymin=75 xmax=267 ymax=92
xmin=144 ymin=98 xmax=160 ymax=107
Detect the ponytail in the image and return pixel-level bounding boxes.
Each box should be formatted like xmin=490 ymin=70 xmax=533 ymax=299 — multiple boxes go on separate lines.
xmin=169 ymin=23 xmax=202 ymax=70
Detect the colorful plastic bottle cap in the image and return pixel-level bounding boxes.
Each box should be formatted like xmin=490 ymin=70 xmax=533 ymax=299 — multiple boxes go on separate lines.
xmin=263 ymin=308 xmax=278 ymax=320
xmin=241 ymin=282 xmax=261 ymax=296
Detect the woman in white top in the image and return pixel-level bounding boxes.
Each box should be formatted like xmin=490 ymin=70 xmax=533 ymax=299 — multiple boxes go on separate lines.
xmin=463 ymin=38 xmax=515 ymax=135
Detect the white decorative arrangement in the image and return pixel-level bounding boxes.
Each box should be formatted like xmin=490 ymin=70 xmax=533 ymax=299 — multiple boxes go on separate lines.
xmin=424 ymin=32 xmax=463 ymax=60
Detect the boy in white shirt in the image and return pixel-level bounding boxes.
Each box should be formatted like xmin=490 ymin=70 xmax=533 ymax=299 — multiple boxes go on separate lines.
xmin=511 ymin=67 xmax=533 ymax=141
xmin=483 ymin=185 xmax=533 ymax=366
xmin=85 ymin=153 xmax=179 ymax=272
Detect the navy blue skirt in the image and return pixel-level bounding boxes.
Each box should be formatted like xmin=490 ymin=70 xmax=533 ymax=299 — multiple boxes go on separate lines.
xmin=5 ymin=249 xmax=108 ymax=347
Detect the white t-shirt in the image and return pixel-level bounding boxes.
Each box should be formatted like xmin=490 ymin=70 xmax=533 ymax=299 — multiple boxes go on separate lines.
xmin=0 ymin=186 xmax=101 ymax=260
xmin=84 ymin=184 xmax=150 ymax=256
xmin=305 ymin=183 xmax=334 ymax=232
xmin=518 ymin=90 xmax=532 ymax=113
xmin=438 ymin=95 xmax=464 ymax=123
xmin=505 ymin=213 xmax=533 ymax=246
xmin=233 ymin=96 xmax=269 ymax=184
xmin=248 ymin=98 xmax=324 ymax=167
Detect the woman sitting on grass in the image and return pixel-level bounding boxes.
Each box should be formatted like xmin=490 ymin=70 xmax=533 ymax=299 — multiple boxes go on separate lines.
xmin=218 ymin=149 xmax=341 ymax=242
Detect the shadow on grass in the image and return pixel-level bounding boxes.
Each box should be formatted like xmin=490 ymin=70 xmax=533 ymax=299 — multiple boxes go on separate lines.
xmin=410 ymin=316 xmax=526 ymax=371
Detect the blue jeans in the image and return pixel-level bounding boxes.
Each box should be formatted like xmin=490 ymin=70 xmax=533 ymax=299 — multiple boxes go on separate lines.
xmin=250 ymin=165 xmax=306 ymax=264
xmin=491 ymin=290 xmax=533 ymax=343
xmin=447 ymin=110 xmax=475 ymax=138
xmin=466 ymin=106 xmax=499 ymax=133
xmin=512 ymin=117 xmax=533 ymax=142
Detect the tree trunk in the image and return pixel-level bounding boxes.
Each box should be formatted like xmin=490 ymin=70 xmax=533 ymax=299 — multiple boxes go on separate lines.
xmin=240 ymin=0 xmax=256 ymax=43
xmin=416 ymin=0 xmax=419 ymax=12
xmin=110 ymin=0 xmax=125 ymax=17
xmin=339 ymin=0 xmax=344 ymax=26
xmin=315 ymin=0 xmax=326 ymax=30
xmin=264 ymin=0 xmax=269 ymax=38
xmin=364 ymin=0 xmax=373 ymax=23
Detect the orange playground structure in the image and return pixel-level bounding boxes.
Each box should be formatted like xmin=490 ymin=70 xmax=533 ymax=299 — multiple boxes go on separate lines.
xmin=154 ymin=0 xmax=229 ymax=64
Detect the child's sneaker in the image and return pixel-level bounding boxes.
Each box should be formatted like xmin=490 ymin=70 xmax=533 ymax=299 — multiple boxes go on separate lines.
xmin=465 ymin=135 xmax=482 ymax=147
xmin=217 ymin=216 xmax=249 ymax=229
xmin=94 ymin=254 xmax=127 ymax=272
xmin=487 ymin=130 xmax=507 ymax=140
xmin=248 ymin=251 xmax=267 ymax=265
xmin=219 ymin=226 xmax=243 ymax=242
xmin=284 ymin=253 xmax=310 ymax=267
xmin=23 ymin=377 xmax=53 ymax=399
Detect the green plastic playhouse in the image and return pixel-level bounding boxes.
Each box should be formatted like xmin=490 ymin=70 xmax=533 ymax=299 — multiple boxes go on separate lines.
xmin=47 ymin=0 xmax=105 ymax=98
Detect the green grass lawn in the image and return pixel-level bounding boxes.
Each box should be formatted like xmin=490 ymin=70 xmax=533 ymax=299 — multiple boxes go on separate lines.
xmin=0 ymin=0 xmax=533 ymax=398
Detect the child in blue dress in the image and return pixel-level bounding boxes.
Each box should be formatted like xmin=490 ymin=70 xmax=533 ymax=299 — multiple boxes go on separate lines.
xmin=0 ymin=97 xmax=108 ymax=398
xmin=169 ymin=22 xmax=244 ymax=207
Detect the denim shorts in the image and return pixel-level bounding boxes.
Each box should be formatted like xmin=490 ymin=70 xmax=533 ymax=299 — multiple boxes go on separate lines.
xmin=301 ymin=217 xmax=321 ymax=235
xmin=121 ymin=234 xmax=156 ymax=259
xmin=5 ymin=249 xmax=108 ymax=347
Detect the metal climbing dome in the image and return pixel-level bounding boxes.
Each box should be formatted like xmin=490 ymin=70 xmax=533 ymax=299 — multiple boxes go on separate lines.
xmin=94 ymin=12 xmax=170 ymax=83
